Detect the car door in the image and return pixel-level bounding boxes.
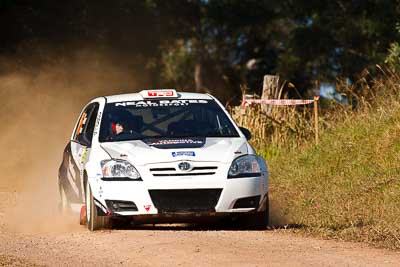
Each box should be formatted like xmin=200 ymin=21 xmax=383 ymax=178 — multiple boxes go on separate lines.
xmin=61 ymin=102 xmax=99 ymax=203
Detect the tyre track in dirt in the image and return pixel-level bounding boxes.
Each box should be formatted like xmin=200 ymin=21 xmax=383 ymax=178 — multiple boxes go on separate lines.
xmin=1 ymin=191 xmax=400 ymax=266
xmin=1 ymin=223 xmax=400 ymax=267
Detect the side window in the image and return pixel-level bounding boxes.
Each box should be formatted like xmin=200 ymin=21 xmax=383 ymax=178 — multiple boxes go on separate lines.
xmin=73 ymin=103 xmax=99 ymax=143
xmin=74 ymin=108 xmax=90 ymax=141
xmin=84 ymin=104 xmax=99 ymax=140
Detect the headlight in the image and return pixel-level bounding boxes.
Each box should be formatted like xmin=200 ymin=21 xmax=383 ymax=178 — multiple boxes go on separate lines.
xmin=228 ymin=155 xmax=261 ymax=178
xmin=101 ymin=159 xmax=142 ymax=181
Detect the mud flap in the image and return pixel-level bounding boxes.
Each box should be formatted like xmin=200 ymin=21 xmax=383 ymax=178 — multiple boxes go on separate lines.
xmin=80 ymin=205 xmax=87 ymax=225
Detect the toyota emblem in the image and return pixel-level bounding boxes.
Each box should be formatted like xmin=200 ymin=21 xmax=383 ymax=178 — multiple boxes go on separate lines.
xmin=178 ymin=162 xmax=191 ymax=171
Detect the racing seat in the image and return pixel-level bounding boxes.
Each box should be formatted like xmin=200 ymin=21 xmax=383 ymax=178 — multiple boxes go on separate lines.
xmin=168 ymin=120 xmax=213 ymax=136
xmin=168 ymin=120 xmax=194 ymax=136
xmin=121 ymin=115 xmax=143 ymax=134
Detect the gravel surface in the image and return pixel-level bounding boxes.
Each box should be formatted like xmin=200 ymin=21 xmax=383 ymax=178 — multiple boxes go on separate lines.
xmin=1 ymin=222 xmax=400 ymax=266
xmin=1 ymin=191 xmax=400 ymax=266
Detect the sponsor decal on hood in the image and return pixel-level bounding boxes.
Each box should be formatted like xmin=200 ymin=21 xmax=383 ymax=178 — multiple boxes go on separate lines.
xmin=100 ymin=138 xmax=248 ymax=164
xmin=171 ymin=151 xmax=196 ymax=157
xmin=143 ymin=137 xmax=205 ymax=149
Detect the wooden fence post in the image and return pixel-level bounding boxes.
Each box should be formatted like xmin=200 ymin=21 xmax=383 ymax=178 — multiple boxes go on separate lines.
xmin=314 ymin=96 xmax=319 ymax=144
xmin=261 ymin=75 xmax=279 ymax=114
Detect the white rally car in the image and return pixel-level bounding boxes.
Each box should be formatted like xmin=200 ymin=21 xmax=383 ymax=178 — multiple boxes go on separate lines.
xmin=58 ymin=89 xmax=269 ymax=231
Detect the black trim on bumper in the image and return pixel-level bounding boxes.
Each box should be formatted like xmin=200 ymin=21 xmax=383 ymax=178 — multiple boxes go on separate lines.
xmin=228 ymin=172 xmax=261 ymax=179
xmin=233 ymin=195 xmax=261 ymax=209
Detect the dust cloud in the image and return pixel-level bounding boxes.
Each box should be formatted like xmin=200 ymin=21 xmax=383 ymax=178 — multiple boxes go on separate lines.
xmin=0 ymin=50 xmax=284 ymax=232
xmin=0 ymin=50 xmax=141 ymax=233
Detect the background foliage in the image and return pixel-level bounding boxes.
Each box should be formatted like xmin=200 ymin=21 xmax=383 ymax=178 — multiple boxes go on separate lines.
xmin=0 ymin=0 xmax=399 ymax=102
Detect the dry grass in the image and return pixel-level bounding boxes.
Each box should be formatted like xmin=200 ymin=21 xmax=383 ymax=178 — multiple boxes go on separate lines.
xmin=231 ymin=104 xmax=315 ymax=150
xmin=232 ymin=67 xmax=400 ymax=249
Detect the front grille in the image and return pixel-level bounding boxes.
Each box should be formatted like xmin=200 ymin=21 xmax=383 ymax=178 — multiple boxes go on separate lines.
xmin=149 ymin=166 xmax=218 ymax=177
xmin=149 ymin=189 xmax=222 ymax=213
xmin=192 ymin=166 xmax=218 ymax=171
xmin=153 ymin=172 xmax=215 ymax=177
xmin=149 ymin=168 xmax=176 ymax=172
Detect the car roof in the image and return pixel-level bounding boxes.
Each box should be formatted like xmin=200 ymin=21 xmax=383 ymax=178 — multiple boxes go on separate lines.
xmin=104 ymin=91 xmax=214 ymax=103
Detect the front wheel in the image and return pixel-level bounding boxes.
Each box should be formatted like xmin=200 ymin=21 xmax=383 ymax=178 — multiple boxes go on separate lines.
xmin=241 ymin=194 xmax=269 ymax=230
xmin=86 ymin=182 xmax=111 ymax=231
xmin=254 ymin=197 xmax=270 ymax=229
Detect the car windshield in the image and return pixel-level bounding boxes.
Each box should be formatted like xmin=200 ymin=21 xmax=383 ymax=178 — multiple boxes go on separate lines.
xmin=99 ymin=99 xmax=239 ymax=142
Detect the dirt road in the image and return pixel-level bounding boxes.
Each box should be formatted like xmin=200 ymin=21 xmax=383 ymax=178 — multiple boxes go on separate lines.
xmin=0 ymin=170 xmax=399 ymax=266
xmin=1 ymin=226 xmax=400 ymax=267
xmin=1 ymin=60 xmax=399 ymax=267
xmin=1 ymin=195 xmax=400 ymax=267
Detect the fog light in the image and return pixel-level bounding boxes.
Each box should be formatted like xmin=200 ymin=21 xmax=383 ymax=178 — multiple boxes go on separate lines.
xmin=105 ymin=200 xmax=138 ymax=212
xmin=233 ymin=195 xmax=261 ymax=209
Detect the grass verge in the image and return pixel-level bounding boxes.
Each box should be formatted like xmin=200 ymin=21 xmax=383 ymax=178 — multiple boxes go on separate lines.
xmin=264 ymin=99 xmax=400 ymax=249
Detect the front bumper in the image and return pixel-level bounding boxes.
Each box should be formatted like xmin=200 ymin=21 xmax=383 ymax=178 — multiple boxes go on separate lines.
xmin=90 ymin=172 xmax=268 ymax=218
xmin=89 ymin=159 xmax=268 ymax=219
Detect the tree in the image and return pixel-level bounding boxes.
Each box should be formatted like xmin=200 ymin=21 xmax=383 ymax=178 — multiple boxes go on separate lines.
xmin=1 ymin=0 xmax=399 ymax=101
xmin=385 ymin=23 xmax=400 ymax=71
xmin=277 ymin=0 xmax=400 ymax=93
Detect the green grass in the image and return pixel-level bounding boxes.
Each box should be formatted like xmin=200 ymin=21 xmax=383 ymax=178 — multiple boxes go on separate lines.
xmin=264 ymin=100 xmax=400 ymax=249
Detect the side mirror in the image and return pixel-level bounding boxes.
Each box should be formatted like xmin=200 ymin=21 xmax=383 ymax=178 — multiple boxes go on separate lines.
xmin=76 ymin=133 xmax=92 ymax=147
xmin=239 ymin=127 xmax=252 ymax=141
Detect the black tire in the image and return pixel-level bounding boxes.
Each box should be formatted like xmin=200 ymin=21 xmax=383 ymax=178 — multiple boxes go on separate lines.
xmin=255 ymin=194 xmax=270 ymax=229
xmin=86 ymin=182 xmax=111 ymax=231
xmin=241 ymin=194 xmax=269 ymax=230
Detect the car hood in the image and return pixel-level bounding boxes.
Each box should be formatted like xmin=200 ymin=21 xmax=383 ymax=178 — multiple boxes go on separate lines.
xmin=100 ymin=138 xmax=248 ymax=165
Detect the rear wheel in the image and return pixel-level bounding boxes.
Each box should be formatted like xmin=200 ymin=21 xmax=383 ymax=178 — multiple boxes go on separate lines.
xmin=86 ymin=182 xmax=111 ymax=231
